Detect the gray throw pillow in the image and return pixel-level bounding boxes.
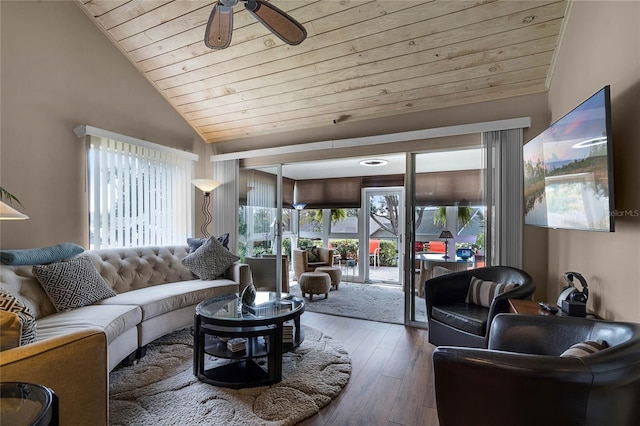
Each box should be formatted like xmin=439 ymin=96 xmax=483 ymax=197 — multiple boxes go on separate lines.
xmin=187 ymin=233 xmax=230 ymax=251
xmin=306 ymin=247 xmax=320 ymax=263
xmin=182 ymin=236 xmax=239 ymax=280
xmin=32 ymin=255 xmax=116 ymax=311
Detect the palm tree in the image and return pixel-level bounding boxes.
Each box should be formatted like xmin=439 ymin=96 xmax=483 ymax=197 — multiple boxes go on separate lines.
xmin=433 ymin=206 xmax=473 ymax=228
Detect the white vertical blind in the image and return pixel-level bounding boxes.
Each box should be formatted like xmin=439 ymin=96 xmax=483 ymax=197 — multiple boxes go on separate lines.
xmin=88 ymin=135 xmax=195 ymax=249
xmin=212 ymin=159 xmax=239 ymax=252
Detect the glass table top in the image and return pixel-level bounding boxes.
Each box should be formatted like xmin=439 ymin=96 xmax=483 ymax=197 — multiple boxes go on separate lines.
xmin=0 ymin=382 xmax=55 ymax=426
xmin=196 ymin=291 xmax=304 ymax=321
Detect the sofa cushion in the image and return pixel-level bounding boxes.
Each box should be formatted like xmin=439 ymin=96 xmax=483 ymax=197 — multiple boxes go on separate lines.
xmin=560 ymin=340 xmax=609 ymax=358
xmin=95 ymin=279 xmax=238 ymax=321
xmin=36 ymin=304 xmax=141 ymax=344
xmin=0 ymin=290 xmax=37 ymax=349
xmin=466 ymin=276 xmax=517 ymax=308
xmin=0 ymin=242 xmax=84 ymax=266
xmin=432 ymin=303 xmax=489 ymax=336
xmin=32 ymin=256 xmax=117 ymax=311
xmin=181 ymin=237 xmax=239 ymax=280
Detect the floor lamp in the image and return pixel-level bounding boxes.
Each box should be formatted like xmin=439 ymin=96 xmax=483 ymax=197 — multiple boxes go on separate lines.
xmin=439 ymin=230 xmax=453 ymax=260
xmin=292 ymin=203 xmax=306 ymax=248
xmin=192 ymin=179 xmax=222 ymax=238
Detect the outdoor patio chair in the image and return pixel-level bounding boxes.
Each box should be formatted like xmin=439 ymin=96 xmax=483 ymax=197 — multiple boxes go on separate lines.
xmin=292 ymin=248 xmax=333 ymax=280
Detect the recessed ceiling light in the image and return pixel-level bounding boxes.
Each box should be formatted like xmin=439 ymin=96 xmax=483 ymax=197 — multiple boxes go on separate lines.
xmin=359 ymin=159 xmax=389 ymax=167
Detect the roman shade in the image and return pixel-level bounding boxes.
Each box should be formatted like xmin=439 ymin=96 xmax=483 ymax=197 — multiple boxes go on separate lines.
xmin=292 ymin=170 xmax=482 ymax=209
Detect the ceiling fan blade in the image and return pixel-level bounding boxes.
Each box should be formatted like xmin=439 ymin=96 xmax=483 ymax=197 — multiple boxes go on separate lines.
xmin=245 ymin=0 xmax=306 ymax=46
xmin=204 ymin=3 xmax=234 ymax=49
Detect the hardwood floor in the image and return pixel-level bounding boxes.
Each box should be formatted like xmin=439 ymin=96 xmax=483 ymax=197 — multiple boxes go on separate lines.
xmin=299 ymin=312 xmax=439 ymax=426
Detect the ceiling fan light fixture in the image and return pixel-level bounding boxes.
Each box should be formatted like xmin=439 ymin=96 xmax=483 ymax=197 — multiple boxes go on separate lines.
xmin=359 ymin=159 xmax=389 ymax=167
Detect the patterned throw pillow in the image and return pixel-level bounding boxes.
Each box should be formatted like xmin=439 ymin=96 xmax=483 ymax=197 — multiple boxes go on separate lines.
xmin=465 ymin=276 xmax=517 ymax=308
xmin=560 ymin=340 xmax=609 ymax=357
xmin=0 ymin=291 xmax=37 ymax=349
xmin=187 ymin=233 xmax=230 ymax=251
xmin=32 ymin=255 xmax=116 ymax=311
xmin=181 ymin=236 xmax=239 ymax=280
xmin=306 ymin=247 xmax=320 ymax=263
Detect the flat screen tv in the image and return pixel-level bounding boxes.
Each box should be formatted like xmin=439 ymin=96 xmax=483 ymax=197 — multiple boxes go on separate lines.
xmin=523 ymin=85 xmax=614 ymax=232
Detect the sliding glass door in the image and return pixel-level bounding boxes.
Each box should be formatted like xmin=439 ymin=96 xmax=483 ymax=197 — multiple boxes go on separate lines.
xmin=238 ymin=166 xmax=289 ymax=294
xmin=406 ymin=147 xmax=487 ymax=326
xmin=364 ymin=188 xmax=404 ymax=284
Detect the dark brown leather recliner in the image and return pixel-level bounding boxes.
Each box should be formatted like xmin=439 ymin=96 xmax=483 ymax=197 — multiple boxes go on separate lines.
xmin=425 ymin=266 xmax=535 ymax=348
xmin=433 ymin=314 xmax=640 ymax=426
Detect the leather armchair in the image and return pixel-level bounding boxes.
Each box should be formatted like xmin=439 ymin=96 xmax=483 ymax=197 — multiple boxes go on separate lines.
xmin=426 ymin=266 xmax=535 ymax=348
xmin=292 ymin=248 xmax=333 ymax=280
xmin=433 ymin=314 xmax=640 ymax=426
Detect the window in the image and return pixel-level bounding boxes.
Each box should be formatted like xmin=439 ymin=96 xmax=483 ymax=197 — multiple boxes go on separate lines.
xmin=87 ymin=135 xmax=195 ymax=249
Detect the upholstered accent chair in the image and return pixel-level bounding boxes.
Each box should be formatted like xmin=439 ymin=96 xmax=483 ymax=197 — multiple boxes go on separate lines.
xmin=292 ymin=248 xmax=333 ymax=280
xmin=245 ymin=255 xmax=289 ymax=292
xmin=433 ymin=314 xmax=640 ymax=426
xmin=425 ymin=266 xmax=535 ymax=348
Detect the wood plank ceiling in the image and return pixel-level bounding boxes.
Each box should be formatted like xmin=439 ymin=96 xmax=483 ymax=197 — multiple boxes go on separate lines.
xmin=76 ymin=0 xmax=568 ymax=144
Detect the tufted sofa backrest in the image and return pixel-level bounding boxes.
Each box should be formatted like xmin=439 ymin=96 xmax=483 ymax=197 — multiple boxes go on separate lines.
xmin=0 ymin=245 xmax=197 ymax=319
xmin=83 ymin=245 xmax=196 ymax=293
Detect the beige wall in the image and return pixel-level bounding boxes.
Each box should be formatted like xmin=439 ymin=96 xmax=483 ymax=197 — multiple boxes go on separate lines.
xmin=546 ymin=1 xmax=640 ymax=321
xmin=0 ymin=1 xmax=204 ymax=249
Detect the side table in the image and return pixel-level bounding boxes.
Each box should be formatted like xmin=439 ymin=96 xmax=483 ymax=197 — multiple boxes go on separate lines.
xmin=0 ymin=382 xmax=58 ymax=426
xmin=508 ymin=299 xmax=600 ymax=319
xmin=508 ymin=299 xmax=555 ymax=316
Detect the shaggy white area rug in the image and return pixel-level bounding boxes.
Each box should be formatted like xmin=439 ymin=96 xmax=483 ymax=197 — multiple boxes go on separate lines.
xmin=109 ymin=326 xmax=351 ymax=426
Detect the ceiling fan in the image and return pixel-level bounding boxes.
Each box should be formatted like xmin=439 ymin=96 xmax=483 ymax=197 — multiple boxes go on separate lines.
xmin=204 ymin=0 xmax=307 ymax=50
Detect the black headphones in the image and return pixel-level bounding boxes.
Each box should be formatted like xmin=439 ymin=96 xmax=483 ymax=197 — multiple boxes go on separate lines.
xmin=562 ymin=271 xmax=589 ymax=303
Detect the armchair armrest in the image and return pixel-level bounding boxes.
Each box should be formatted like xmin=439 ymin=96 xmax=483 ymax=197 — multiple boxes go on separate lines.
xmin=0 ymin=328 xmax=108 ymax=425
xmin=225 ymin=262 xmax=251 ymax=292
xmin=425 ymin=273 xmax=471 ymax=310
xmin=489 ymin=313 xmax=600 ymax=355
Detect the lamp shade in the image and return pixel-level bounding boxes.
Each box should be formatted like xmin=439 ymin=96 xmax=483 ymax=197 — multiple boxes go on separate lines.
xmin=192 ymin=179 xmax=222 ymax=194
xmin=439 ymin=230 xmax=453 ymax=239
xmin=292 ymin=203 xmax=306 ymax=210
xmin=0 ymin=201 xmax=29 ymax=220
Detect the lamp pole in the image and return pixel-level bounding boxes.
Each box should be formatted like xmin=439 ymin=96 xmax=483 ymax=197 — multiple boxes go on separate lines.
xmin=292 ymin=203 xmax=306 ymax=248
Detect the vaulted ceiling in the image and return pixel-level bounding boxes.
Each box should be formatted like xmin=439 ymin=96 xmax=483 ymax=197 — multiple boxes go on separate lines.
xmin=76 ymin=0 xmax=567 ymax=145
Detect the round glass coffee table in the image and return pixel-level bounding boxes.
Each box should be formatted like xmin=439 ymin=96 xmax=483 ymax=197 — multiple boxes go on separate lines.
xmin=193 ymin=291 xmax=305 ymax=388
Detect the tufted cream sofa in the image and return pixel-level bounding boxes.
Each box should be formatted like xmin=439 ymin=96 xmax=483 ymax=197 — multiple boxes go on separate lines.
xmin=0 ymin=244 xmax=250 ymax=425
